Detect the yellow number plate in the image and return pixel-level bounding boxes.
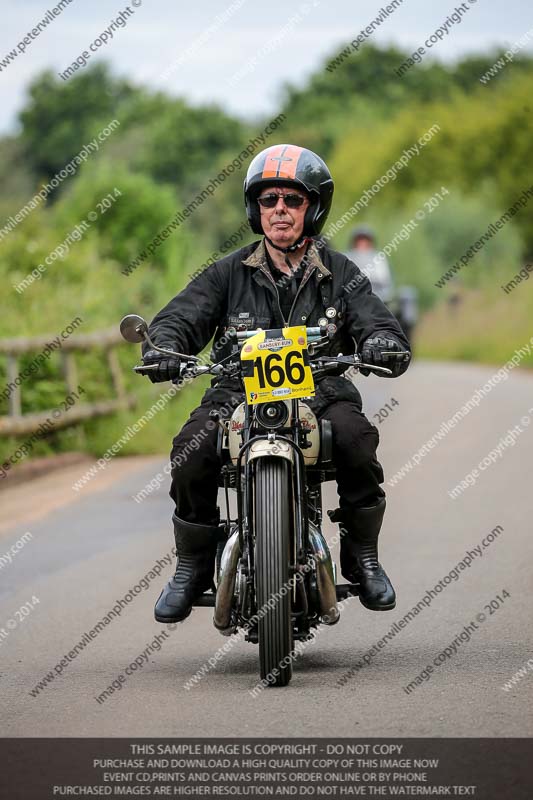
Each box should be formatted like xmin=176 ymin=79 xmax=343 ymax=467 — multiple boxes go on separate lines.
xmin=240 ymin=326 xmax=315 ymax=405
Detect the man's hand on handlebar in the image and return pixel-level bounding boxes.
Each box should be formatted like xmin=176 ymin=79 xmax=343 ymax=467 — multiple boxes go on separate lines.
xmin=141 ymin=348 xmax=181 ymax=383
xmin=360 ymin=334 xmax=410 ymax=378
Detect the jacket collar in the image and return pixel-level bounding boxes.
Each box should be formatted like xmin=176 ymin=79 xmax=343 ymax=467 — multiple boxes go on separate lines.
xmin=242 ymin=239 xmax=331 ymax=280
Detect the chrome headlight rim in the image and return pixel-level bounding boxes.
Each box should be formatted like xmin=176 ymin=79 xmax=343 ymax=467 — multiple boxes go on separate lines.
xmin=254 ymin=400 xmax=289 ymax=429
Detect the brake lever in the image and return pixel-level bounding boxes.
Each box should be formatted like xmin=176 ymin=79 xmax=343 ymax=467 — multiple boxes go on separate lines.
xmin=313 ymin=355 xmax=393 ymax=376
xmin=332 ymin=355 xmax=358 ymax=365
xmin=314 ymin=354 xmax=356 ymax=365
xmin=359 ymin=362 xmax=393 ymax=375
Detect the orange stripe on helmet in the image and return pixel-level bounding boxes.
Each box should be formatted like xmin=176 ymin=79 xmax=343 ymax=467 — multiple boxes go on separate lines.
xmin=261 ymin=144 xmax=304 ymax=179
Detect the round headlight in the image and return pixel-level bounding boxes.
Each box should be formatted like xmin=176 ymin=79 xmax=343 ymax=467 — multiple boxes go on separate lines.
xmin=255 ymin=401 xmax=289 ymax=429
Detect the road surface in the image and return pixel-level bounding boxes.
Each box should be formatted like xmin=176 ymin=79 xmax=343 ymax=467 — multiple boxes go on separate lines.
xmin=1 ymin=361 xmax=532 ymax=737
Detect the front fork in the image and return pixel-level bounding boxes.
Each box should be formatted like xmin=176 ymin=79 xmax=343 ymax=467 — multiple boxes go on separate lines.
xmin=224 ymin=395 xmax=320 ymax=637
xmin=307 ymin=483 xmax=323 ymax=528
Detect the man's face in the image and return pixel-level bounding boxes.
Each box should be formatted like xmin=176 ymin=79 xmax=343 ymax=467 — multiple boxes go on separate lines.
xmin=258 ymin=186 xmax=310 ymax=248
xmin=353 ymin=235 xmax=374 ymax=251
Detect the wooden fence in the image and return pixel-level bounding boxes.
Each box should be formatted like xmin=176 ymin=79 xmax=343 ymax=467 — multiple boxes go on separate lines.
xmin=0 ymin=328 xmax=136 ymax=436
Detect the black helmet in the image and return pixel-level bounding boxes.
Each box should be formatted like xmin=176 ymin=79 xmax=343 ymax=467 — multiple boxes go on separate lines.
xmin=351 ymin=224 xmax=376 ymax=244
xmin=244 ymin=144 xmax=334 ymax=237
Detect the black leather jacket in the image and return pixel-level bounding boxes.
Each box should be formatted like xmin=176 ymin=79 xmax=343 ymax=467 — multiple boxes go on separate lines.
xmin=144 ymin=238 xmax=410 ymax=415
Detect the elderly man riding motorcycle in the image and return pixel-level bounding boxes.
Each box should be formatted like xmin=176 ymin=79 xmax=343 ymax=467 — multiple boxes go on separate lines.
xmin=141 ymin=144 xmax=411 ymax=624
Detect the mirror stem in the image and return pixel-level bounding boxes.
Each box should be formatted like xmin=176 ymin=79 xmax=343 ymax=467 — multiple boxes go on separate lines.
xmin=141 ymin=329 xmax=200 ymax=362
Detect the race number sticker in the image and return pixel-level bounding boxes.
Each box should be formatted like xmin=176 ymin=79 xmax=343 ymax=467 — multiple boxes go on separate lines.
xmin=240 ymin=326 xmax=315 ymax=405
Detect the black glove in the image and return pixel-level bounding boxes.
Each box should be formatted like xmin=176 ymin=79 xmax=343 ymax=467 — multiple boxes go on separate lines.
xmin=360 ymin=334 xmax=410 ymax=378
xmin=141 ymin=348 xmax=181 ymax=383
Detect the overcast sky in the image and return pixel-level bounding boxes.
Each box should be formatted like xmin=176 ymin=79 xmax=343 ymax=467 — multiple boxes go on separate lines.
xmin=1 ymin=0 xmax=531 ymax=133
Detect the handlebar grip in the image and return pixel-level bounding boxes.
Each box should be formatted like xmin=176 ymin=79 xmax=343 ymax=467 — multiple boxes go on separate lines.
xmin=133 ymin=364 xmax=158 ymax=375
xmin=133 ymin=362 xmax=183 ymax=380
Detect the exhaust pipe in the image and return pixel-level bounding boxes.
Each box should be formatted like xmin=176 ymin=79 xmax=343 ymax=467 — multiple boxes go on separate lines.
xmin=213 ymin=527 xmax=241 ymax=634
xmin=214 ymin=522 xmax=340 ymax=631
xmin=308 ymin=522 xmax=340 ymax=625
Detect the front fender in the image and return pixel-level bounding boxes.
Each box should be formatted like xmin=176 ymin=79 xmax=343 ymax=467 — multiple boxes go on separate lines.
xmin=247 ymin=439 xmax=293 ymax=463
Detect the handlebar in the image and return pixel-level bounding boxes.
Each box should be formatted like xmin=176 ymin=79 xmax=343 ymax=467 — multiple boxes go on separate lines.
xmin=133 ymin=352 xmax=393 ymax=379
xmin=131 ymin=324 xmax=403 ymax=378
xmin=132 ymin=361 xmax=213 ymax=378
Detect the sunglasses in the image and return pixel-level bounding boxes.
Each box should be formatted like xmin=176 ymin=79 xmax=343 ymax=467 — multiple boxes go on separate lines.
xmin=257 ymin=192 xmax=307 ymax=209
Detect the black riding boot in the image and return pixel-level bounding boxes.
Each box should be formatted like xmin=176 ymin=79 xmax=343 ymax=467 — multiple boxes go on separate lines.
xmin=154 ymin=514 xmax=219 ymax=623
xmin=338 ymin=498 xmax=396 ymax=611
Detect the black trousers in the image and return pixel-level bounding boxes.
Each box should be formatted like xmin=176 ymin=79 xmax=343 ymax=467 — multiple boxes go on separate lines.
xmin=169 ymin=382 xmax=385 ymax=526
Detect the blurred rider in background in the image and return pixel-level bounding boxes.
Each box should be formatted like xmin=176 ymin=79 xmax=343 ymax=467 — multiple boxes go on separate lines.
xmin=346 ymin=225 xmax=418 ymax=342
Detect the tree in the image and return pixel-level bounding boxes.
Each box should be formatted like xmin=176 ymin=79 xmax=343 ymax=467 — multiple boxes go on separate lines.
xmin=19 ymin=64 xmax=135 ymax=182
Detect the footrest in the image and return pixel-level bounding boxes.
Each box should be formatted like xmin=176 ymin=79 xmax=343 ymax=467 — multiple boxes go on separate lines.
xmin=192 ymin=593 xmax=217 ymax=607
xmin=335 ymin=583 xmax=359 ymax=600
xmin=195 ymin=587 xmax=358 ymax=606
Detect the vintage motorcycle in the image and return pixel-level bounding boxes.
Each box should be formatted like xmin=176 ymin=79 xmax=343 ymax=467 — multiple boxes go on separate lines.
xmin=120 ymin=314 xmax=391 ymax=687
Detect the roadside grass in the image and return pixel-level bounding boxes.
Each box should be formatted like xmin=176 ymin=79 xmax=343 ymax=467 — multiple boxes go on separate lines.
xmin=415 ymin=281 xmax=533 ymax=367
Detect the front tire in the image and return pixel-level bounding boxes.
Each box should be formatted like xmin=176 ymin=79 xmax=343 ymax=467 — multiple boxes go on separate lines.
xmin=254 ymin=457 xmax=293 ymax=687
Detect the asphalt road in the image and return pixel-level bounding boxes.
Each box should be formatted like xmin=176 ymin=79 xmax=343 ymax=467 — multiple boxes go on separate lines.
xmin=1 ymin=360 xmax=532 ymax=737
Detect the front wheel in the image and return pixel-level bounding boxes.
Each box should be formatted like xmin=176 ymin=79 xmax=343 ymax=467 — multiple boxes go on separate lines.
xmin=254 ymin=457 xmax=293 ymax=687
